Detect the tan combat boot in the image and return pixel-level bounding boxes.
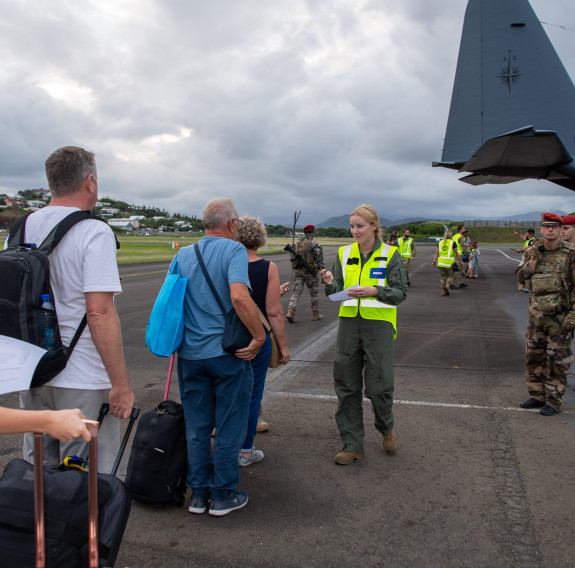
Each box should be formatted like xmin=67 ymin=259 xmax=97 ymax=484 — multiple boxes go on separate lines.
xmin=286 ymin=308 xmax=295 ymax=322
xmin=311 ymin=311 xmax=323 ymax=321
xmin=334 ymin=450 xmax=365 ymax=465
xmin=256 ymin=419 xmax=269 ymax=433
xmin=382 ymin=431 xmax=398 ymax=455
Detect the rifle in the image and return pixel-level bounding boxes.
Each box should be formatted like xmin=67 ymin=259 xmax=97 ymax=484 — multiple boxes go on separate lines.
xmin=284 ymin=243 xmax=318 ymax=280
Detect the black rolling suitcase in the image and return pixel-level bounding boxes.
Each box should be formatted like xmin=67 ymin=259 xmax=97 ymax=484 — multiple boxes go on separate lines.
xmin=125 ymin=354 xmax=187 ymax=507
xmin=0 ymin=407 xmax=139 ymax=567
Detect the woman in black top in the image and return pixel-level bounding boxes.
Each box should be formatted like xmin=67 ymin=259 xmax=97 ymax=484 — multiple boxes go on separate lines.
xmin=235 ymin=216 xmax=290 ymax=466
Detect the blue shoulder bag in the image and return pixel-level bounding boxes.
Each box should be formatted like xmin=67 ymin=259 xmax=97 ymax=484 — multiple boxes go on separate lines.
xmin=145 ymin=257 xmax=188 ymax=357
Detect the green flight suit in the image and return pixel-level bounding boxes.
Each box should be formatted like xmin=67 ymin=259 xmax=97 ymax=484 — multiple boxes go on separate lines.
xmin=325 ymin=238 xmax=408 ymax=452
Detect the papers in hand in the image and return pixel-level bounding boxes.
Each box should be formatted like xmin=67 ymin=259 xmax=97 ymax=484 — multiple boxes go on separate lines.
xmin=328 ymin=284 xmax=360 ymax=302
xmin=0 ymin=335 xmax=46 ymax=395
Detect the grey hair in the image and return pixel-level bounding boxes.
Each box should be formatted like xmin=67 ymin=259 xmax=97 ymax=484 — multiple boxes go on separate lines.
xmin=45 ymin=146 xmax=96 ymax=197
xmin=236 ymin=215 xmax=267 ymax=250
xmin=202 ymin=198 xmax=238 ymax=230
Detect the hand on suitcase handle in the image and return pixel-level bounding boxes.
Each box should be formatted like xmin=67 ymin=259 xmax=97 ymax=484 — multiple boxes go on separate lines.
xmin=45 ymin=409 xmax=93 ymax=442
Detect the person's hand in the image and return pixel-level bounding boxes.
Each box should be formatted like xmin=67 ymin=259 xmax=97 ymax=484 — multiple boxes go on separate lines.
xmin=45 ymin=409 xmax=91 ymax=442
xmin=279 ymin=347 xmax=290 ymax=365
xmin=320 ymin=269 xmax=334 ymax=284
xmin=347 ymin=286 xmax=377 ymax=298
xmin=279 ymin=282 xmax=290 ymax=296
xmin=235 ymin=337 xmax=265 ymax=360
xmin=431 ymin=261 xmax=436 ymax=266
xmin=109 ymin=384 xmax=135 ymax=419
xmin=561 ymin=310 xmax=575 ymax=333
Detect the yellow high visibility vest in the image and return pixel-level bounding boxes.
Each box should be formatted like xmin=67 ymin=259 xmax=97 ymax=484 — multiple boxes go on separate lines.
xmin=452 ymin=233 xmax=463 ymax=254
xmin=437 ymin=239 xmax=456 ymax=268
xmin=523 ymin=238 xmax=534 ymax=249
xmin=398 ymin=237 xmax=413 ymax=258
xmin=338 ymin=242 xmax=398 ymax=337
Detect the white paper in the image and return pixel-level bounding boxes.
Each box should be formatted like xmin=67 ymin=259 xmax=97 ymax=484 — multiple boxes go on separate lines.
xmin=328 ymin=284 xmax=360 ymax=302
xmin=0 ymin=335 xmax=46 ymax=395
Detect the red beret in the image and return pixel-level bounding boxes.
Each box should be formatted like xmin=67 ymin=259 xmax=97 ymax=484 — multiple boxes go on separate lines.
xmin=541 ymin=212 xmax=562 ymax=223
xmin=303 ymin=225 xmax=315 ymax=232
xmin=562 ymin=215 xmax=575 ymax=226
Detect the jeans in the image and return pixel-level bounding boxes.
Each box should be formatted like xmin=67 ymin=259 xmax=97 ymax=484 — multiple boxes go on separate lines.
xmin=177 ymin=354 xmax=253 ymax=500
xmin=241 ymin=334 xmax=272 ymax=452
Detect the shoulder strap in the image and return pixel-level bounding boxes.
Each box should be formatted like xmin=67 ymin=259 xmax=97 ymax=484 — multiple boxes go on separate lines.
xmin=38 ymin=210 xmax=108 ymax=254
xmin=193 ymin=242 xmax=227 ymax=315
xmin=7 ymin=212 xmax=33 ymax=246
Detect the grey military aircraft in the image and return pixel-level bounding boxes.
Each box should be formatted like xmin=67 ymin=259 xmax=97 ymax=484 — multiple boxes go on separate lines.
xmin=433 ymin=0 xmax=575 ymax=191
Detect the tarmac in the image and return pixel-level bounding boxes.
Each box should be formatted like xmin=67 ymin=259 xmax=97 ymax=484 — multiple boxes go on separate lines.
xmin=2 ymin=243 xmax=575 ymax=567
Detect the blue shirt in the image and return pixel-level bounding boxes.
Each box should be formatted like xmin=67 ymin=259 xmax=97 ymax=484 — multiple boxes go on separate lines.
xmin=176 ymin=236 xmax=251 ymax=360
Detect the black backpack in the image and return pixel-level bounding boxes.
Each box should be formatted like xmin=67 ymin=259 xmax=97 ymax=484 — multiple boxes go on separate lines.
xmin=0 ymin=210 xmax=113 ymax=388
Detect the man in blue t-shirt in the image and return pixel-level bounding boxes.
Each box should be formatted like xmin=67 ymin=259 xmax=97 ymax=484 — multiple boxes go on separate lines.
xmin=176 ymin=197 xmax=265 ymax=517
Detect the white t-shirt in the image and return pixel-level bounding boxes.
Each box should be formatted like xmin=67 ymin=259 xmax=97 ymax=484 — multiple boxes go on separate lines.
xmin=24 ymin=206 xmax=122 ymax=389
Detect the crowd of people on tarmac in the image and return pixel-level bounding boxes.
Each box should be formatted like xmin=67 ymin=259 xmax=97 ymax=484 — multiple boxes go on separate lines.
xmin=3 ymin=145 xmax=575 ymax=522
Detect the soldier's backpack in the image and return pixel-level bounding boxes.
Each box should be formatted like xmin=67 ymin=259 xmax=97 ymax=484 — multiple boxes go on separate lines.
xmin=0 ymin=210 xmax=110 ymax=388
xmin=293 ymin=238 xmax=316 ymax=270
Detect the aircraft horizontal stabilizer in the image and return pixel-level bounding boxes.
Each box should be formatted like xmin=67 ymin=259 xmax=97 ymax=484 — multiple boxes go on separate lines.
xmin=459 ymin=173 xmax=525 ymax=186
xmin=462 ymin=127 xmax=573 ymax=176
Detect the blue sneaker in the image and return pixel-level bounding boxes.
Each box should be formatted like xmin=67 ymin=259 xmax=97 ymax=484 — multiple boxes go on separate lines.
xmin=208 ymin=490 xmax=248 ymax=517
xmin=188 ymin=492 xmax=210 ymax=514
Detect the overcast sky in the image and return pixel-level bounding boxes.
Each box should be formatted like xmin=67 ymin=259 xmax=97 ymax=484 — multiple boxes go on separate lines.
xmin=1 ymin=0 xmax=574 ymax=226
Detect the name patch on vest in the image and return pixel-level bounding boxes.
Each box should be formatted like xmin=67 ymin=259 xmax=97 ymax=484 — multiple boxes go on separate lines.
xmin=373 ymin=256 xmax=387 ymax=261
xmin=346 ymin=258 xmax=359 ymax=265
xmin=370 ymin=268 xmax=386 ymax=279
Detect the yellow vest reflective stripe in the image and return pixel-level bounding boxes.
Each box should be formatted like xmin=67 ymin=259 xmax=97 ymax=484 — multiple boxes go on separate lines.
xmin=452 ymin=233 xmax=463 ymax=253
xmin=523 ymin=238 xmax=533 ymax=249
xmin=398 ymin=237 xmax=413 ymax=258
xmin=437 ymin=239 xmax=455 ymax=268
xmin=338 ymin=243 xmax=398 ymax=336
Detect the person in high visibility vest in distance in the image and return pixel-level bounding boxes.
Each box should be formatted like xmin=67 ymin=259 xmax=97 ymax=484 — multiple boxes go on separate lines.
xmin=397 ymin=229 xmax=416 ymax=286
xmin=321 ymin=204 xmax=408 ymax=465
xmin=431 ymin=230 xmax=462 ymax=296
xmin=513 ymin=228 xmax=535 ymax=293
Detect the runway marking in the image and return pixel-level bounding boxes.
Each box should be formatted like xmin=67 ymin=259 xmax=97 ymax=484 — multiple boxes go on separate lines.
xmin=120 ymin=269 xmax=167 ymax=278
xmin=265 ymin=390 xmax=572 ymax=414
xmin=496 ymin=249 xmax=522 ymax=263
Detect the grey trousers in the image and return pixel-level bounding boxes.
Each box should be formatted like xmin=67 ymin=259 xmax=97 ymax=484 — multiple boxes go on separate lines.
xmin=333 ymin=316 xmax=395 ymax=452
xmin=20 ymin=386 xmax=120 ymax=473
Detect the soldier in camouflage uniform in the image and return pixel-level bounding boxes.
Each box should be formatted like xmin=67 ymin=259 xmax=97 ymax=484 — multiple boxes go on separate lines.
xmin=516 ymin=212 xmax=575 ymax=416
xmin=287 ymin=225 xmax=325 ymax=322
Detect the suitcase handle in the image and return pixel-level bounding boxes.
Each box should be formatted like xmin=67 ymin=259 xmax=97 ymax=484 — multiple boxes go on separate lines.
xmin=34 ymin=420 xmax=99 ymax=568
xmin=85 ymin=420 xmax=99 ymax=568
xmin=163 ymin=353 xmax=175 ymax=402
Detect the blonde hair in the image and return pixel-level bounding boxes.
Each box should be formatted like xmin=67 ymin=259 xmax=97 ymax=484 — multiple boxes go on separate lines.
xmin=235 ymin=215 xmax=267 ymax=250
xmin=444 ymin=230 xmax=453 ymax=239
xmin=350 ymin=204 xmax=380 ymax=240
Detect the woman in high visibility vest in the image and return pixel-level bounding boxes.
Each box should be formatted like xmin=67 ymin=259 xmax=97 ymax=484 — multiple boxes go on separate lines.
xmin=431 ymin=230 xmax=462 ymax=295
xmin=321 ymin=204 xmax=408 ymax=465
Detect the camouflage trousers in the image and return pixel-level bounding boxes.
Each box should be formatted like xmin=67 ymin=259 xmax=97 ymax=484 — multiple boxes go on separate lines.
xmin=450 ymin=262 xmax=463 ymax=286
xmin=402 ymin=258 xmax=412 ymax=284
xmin=288 ymin=270 xmax=319 ymax=311
xmin=438 ymin=267 xmax=454 ymax=290
xmin=525 ymin=311 xmax=573 ymax=409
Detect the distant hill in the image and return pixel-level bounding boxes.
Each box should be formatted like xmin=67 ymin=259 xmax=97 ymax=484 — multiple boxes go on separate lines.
xmin=316 ymin=210 xmax=573 ymax=229
xmin=317 ymin=215 xmax=439 ymax=229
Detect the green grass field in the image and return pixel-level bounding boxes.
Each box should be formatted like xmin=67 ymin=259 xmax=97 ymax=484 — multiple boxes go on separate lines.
xmin=115 ymin=235 xmax=356 ymax=264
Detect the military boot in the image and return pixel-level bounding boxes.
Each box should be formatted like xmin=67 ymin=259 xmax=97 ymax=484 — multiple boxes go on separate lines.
xmin=311 ymin=311 xmax=323 ymax=321
xmin=286 ymin=308 xmax=295 ymax=323
xmin=383 ymin=430 xmax=398 ymax=455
